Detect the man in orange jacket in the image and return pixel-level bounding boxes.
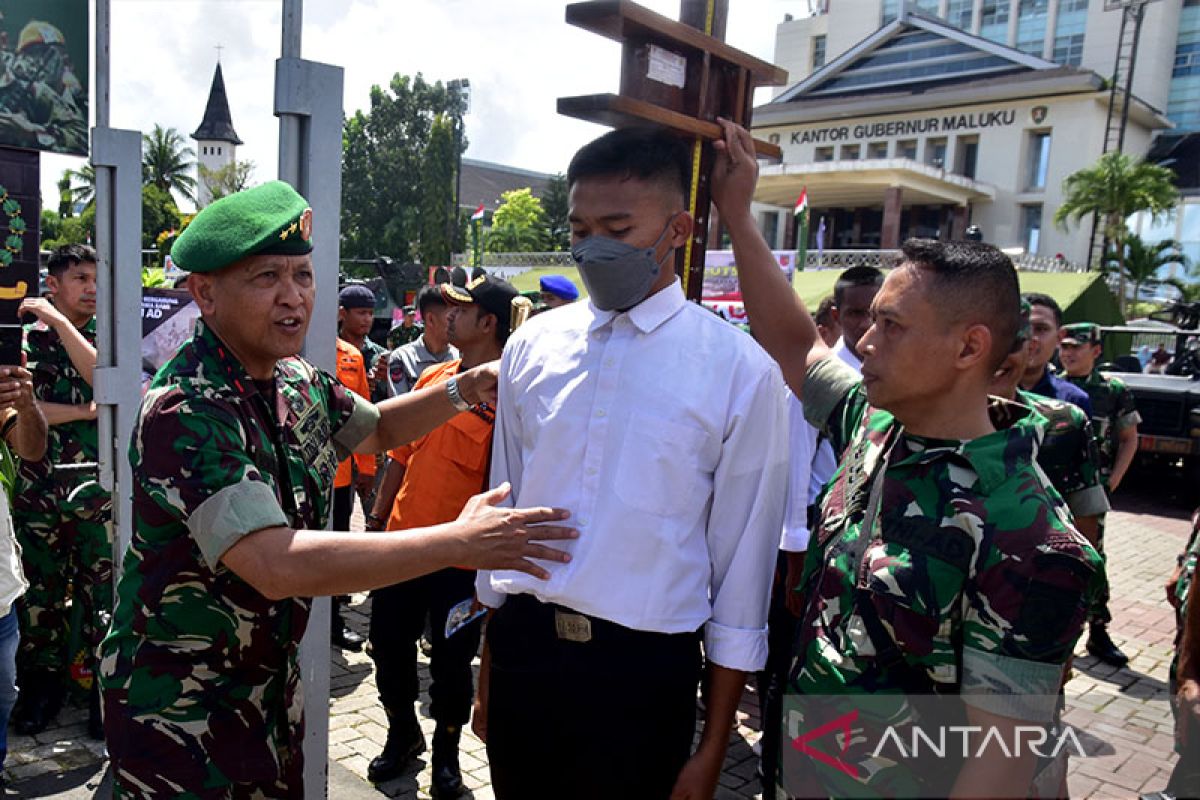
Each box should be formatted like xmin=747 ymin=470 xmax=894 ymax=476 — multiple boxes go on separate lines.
xmin=332 ymin=337 xmax=374 ymax=651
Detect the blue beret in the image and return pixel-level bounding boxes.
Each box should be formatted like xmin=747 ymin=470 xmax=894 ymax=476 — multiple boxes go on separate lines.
xmin=539 ymin=274 xmax=579 ymax=301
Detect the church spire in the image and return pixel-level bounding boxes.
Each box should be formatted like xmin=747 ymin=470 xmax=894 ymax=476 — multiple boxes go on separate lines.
xmin=191 ymin=62 xmax=243 ymax=145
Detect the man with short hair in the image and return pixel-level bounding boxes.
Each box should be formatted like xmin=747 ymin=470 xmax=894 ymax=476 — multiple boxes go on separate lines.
xmin=538 ymin=274 xmax=579 ymax=310
xmin=715 ymin=118 xmax=1098 ymax=798
xmin=385 ymin=286 xmax=457 ymax=399
xmin=1019 ymin=292 xmax=1093 ymax=415
xmin=387 ymin=304 xmax=423 ymax=350
xmin=338 ymin=284 xmax=387 ymax=401
xmin=365 ymin=275 xmax=520 ymax=796
xmin=13 ymin=243 xmax=105 ymax=737
xmin=830 ymin=265 xmax=884 ymax=371
xmin=473 ymin=127 xmax=788 ymax=799
xmin=98 ymin=181 xmax=577 ymax=798
xmin=1060 ymin=320 xmax=1141 ymax=667
xmin=813 ymin=294 xmax=840 ymax=348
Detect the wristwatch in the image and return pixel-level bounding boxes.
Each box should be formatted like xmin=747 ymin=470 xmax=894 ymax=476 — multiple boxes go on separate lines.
xmin=446 ymin=375 xmax=472 ymax=412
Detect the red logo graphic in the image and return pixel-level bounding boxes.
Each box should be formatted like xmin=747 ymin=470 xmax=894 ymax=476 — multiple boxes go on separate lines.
xmin=791 ymin=709 xmax=861 ymax=778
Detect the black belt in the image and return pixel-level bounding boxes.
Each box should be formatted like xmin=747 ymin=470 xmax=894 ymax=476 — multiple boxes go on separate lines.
xmin=501 ymin=593 xmax=702 ymax=647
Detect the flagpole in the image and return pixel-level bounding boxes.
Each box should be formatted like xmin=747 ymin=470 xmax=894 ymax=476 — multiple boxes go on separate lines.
xmin=794 ymin=187 xmax=809 ymax=273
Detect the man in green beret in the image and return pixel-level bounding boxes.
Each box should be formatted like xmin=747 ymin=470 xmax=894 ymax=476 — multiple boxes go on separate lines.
xmin=98 ymin=181 xmax=577 ymax=799
xmin=1059 ymin=321 xmax=1141 ymax=667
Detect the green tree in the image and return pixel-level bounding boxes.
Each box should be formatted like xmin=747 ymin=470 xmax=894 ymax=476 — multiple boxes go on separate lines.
xmin=199 ymin=159 xmax=255 ymax=202
xmin=341 ymin=73 xmax=468 ymax=261
xmin=142 ymin=124 xmax=197 ymax=204
xmin=1054 ymin=151 xmax=1179 ymax=313
xmin=41 ymin=207 xmax=94 ymax=250
xmin=485 ymin=188 xmax=547 ymax=253
xmin=142 ymin=184 xmax=182 ymax=250
xmin=61 ymin=164 xmax=95 ymax=211
xmin=1105 ymin=234 xmax=1189 ymax=307
xmin=417 ymin=115 xmax=455 ymax=266
xmin=40 ymin=209 xmax=62 ymax=245
xmin=542 ymin=173 xmax=570 ymax=251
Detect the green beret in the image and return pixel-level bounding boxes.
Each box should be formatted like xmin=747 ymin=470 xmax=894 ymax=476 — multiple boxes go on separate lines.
xmin=172 ymin=180 xmax=313 ymax=273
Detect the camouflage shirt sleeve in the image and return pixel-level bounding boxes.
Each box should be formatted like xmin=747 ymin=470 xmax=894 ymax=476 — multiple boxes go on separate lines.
xmin=803 ymin=357 xmax=868 ymax=452
xmin=960 ymin=516 xmax=1096 ymax=722
xmin=136 ymin=391 xmax=288 ymax=570
xmin=1111 ymin=379 xmax=1141 ymax=431
xmin=1057 ymin=410 xmax=1110 ymax=520
xmin=319 ymin=368 xmax=380 ymax=461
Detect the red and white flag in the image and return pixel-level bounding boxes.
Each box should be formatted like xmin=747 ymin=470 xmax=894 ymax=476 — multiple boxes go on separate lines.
xmin=794 ymin=188 xmax=809 ymax=218
xmin=470 ymin=204 xmax=486 ymax=221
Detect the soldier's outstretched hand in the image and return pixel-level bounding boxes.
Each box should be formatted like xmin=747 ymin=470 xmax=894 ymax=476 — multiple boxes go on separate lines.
xmin=453 ymin=482 xmax=576 ymax=578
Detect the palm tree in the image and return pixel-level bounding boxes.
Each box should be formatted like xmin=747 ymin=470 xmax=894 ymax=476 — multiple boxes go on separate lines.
xmin=1053 ymin=151 xmax=1179 ymax=313
xmin=1105 ymin=234 xmax=1189 ymax=307
xmin=142 ymin=124 xmax=197 ymax=204
xmin=61 ymin=164 xmax=96 ymax=211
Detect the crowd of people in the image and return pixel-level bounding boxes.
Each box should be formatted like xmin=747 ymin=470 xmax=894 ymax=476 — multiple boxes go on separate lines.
xmin=0 ymin=119 xmax=1195 ymax=800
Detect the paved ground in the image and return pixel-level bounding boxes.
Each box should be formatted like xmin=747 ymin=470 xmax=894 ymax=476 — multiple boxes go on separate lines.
xmin=5 ymin=466 xmax=1193 ymax=799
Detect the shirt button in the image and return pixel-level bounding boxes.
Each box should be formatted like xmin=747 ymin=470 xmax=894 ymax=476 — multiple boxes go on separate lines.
xmin=595 ymin=409 xmax=606 ymax=418
xmin=586 ymin=466 xmax=598 ymax=476
xmin=603 ymin=358 xmax=615 ymax=368
xmin=578 ymin=518 xmax=588 ymax=526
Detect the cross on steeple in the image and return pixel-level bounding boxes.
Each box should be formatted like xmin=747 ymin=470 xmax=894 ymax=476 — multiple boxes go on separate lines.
xmin=215 ymin=43 xmax=224 ymax=63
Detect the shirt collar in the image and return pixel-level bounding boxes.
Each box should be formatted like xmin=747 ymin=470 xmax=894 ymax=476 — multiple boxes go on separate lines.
xmin=191 ymin=318 xmax=281 ymax=405
xmin=586 ymin=279 xmax=687 ymax=335
xmin=895 ymin=397 xmax=1042 ymax=494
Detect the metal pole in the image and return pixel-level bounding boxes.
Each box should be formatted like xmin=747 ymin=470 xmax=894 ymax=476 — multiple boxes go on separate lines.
xmin=1117 ymin=2 xmax=1145 ymax=155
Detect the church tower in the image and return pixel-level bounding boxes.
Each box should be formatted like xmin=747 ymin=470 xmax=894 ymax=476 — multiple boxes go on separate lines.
xmin=191 ymin=62 xmax=243 ymax=208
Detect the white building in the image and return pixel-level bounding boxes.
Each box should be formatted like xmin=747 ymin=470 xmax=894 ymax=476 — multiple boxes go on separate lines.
xmin=191 ymin=63 xmax=243 ymax=209
xmin=753 ymin=0 xmax=1199 ymax=266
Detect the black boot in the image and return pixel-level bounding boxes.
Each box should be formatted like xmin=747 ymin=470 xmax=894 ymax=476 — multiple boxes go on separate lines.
xmin=431 ymin=723 xmax=464 ymax=799
xmin=367 ymin=709 xmax=425 ymax=783
xmin=88 ymin=683 xmax=104 ymax=740
xmin=14 ymin=670 xmax=63 ymax=736
xmin=1086 ymin=623 xmax=1129 ymax=667
xmin=331 ymin=598 xmax=364 ymax=652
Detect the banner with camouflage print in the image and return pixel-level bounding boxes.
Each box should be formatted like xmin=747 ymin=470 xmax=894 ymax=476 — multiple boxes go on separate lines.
xmin=0 ymin=0 xmax=88 ymax=156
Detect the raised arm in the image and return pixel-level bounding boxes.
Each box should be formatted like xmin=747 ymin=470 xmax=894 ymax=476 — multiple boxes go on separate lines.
xmin=0 ymin=366 xmax=47 ymax=462
xmin=710 ymin=118 xmax=827 ymax=397
xmin=19 ymin=298 xmax=97 ymax=386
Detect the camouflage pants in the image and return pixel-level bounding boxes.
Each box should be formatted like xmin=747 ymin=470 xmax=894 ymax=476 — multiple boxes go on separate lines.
xmin=14 ymin=483 xmax=113 ymax=681
xmin=1089 ymin=513 xmax=1112 ymax=626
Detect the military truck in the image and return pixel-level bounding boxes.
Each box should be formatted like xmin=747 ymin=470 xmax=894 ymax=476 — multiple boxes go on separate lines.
xmin=1101 ymin=307 xmax=1200 ymax=481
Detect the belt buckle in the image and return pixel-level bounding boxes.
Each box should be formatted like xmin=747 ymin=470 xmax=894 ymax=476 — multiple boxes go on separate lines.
xmin=554 ymin=608 xmax=593 ymax=643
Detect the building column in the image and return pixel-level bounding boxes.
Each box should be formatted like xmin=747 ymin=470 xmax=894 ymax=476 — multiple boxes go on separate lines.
xmin=1006 ymin=0 xmax=1019 ymax=46
xmin=951 ymin=204 xmax=969 ymax=240
xmin=1043 ymin=0 xmax=1060 ymax=60
xmin=882 ymin=187 xmax=904 ymax=249
xmin=783 ymin=207 xmax=796 ymax=250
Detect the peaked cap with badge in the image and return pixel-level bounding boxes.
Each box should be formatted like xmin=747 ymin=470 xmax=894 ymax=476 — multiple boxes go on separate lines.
xmin=172 ymin=180 xmax=313 ymax=274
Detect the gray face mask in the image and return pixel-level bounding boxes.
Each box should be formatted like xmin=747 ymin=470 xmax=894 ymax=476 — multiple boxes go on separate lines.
xmin=570 ymin=218 xmax=675 ymax=312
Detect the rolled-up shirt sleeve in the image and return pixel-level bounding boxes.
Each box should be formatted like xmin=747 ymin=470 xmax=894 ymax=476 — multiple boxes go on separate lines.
xmin=136 ymin=392 xmax=288 ymax=570
xmin=704 ymin=365 xmax=790 ymax=672
xmin=780 ymin=393 xmax=816 ymax=553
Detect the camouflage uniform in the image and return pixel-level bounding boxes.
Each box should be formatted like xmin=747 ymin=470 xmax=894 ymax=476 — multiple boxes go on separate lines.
xmin=1013 ymin=389 xmax=1110 ymax=524
xmin=14 ymin=317 xmax=111 ymax=684
xmin=1066 ymin=369 xmax=1141 ymax=624
xmin=783 ymin=358 xmax=1100 ymax=798
xmin=387 ymin=322 xmax=423 ymax=351
xmin=99 ymin=320 xmax=379 ymax=798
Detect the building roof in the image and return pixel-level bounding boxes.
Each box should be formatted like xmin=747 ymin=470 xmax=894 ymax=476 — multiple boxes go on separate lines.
xmin=191 ymin=63 xmax=243 ymax=145
xmin=459 ymin=158 xmax=554 ymax=213
xmin=772 ymin=10 xmax=1063 ymax=104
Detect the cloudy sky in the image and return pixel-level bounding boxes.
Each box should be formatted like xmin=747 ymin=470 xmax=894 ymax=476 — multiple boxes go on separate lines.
xmin=41 ymin=0 xmax=805 ymax=211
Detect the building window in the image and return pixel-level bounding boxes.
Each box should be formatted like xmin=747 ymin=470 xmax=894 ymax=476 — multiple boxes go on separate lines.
xmin=955 ymin=135 xmax=980 ymax=178
xmin=760 ymin=211 xmax=780 ymax=249
xmin=1176 ymin=42 xmax=1200 ymax=78
xmin=867 ymin=141 xmax=889 ymax=159
xmin=1016 ymin=0 xmax=1050 ymax=55
xmin=1021 ymin=204 xmax=1044 ymax=253
xmin=812 ymin=35 xmax=827 ymax=70
xmin=980 ymin=0 xmax=1011 ymax=43
xmin=882 ymin=0 xmax=900 ymax=24
xmin=840 ymin=144 xmax=861 ymax=160
xmin=897 ymin=139 xmax=918 ymax=160
xmin=1026 ymin=132 xmax=1052 ymax=190
xmin=218 ymin=146 xmax=222 ymax=155
xmin=946 ymin=0 xmax=974 ymax=29
xmin=925 ymin=137 xmax=948 ymax=168
xmin=814 ymin=146 xmax=835 ymax=162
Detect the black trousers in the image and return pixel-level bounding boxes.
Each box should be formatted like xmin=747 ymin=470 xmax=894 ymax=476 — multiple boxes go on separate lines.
xmin=368 ymin=568 xmax=481 ymax=726
xmin=757 ymin=551 xmax=800 ymax=796
xmin=486 ymin=595 xmax=703 ymax=800
xmin=331 ymin=486 xmax=354 ymax=631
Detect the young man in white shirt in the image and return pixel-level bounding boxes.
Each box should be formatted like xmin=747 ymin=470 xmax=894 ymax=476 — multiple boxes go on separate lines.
xmin=472 ymin=127 xmax=789 ymax=799
xmin=829 ymin=265 xmax=883 ymax=373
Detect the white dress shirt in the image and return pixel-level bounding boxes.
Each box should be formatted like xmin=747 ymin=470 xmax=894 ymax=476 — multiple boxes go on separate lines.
xmin=832 ymin=335 xmax=863 ymax=373
xmin=780 ymin=392 xmax=815 ymax=553
xmin=477 ymin=280 xmax=789 ymax=672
